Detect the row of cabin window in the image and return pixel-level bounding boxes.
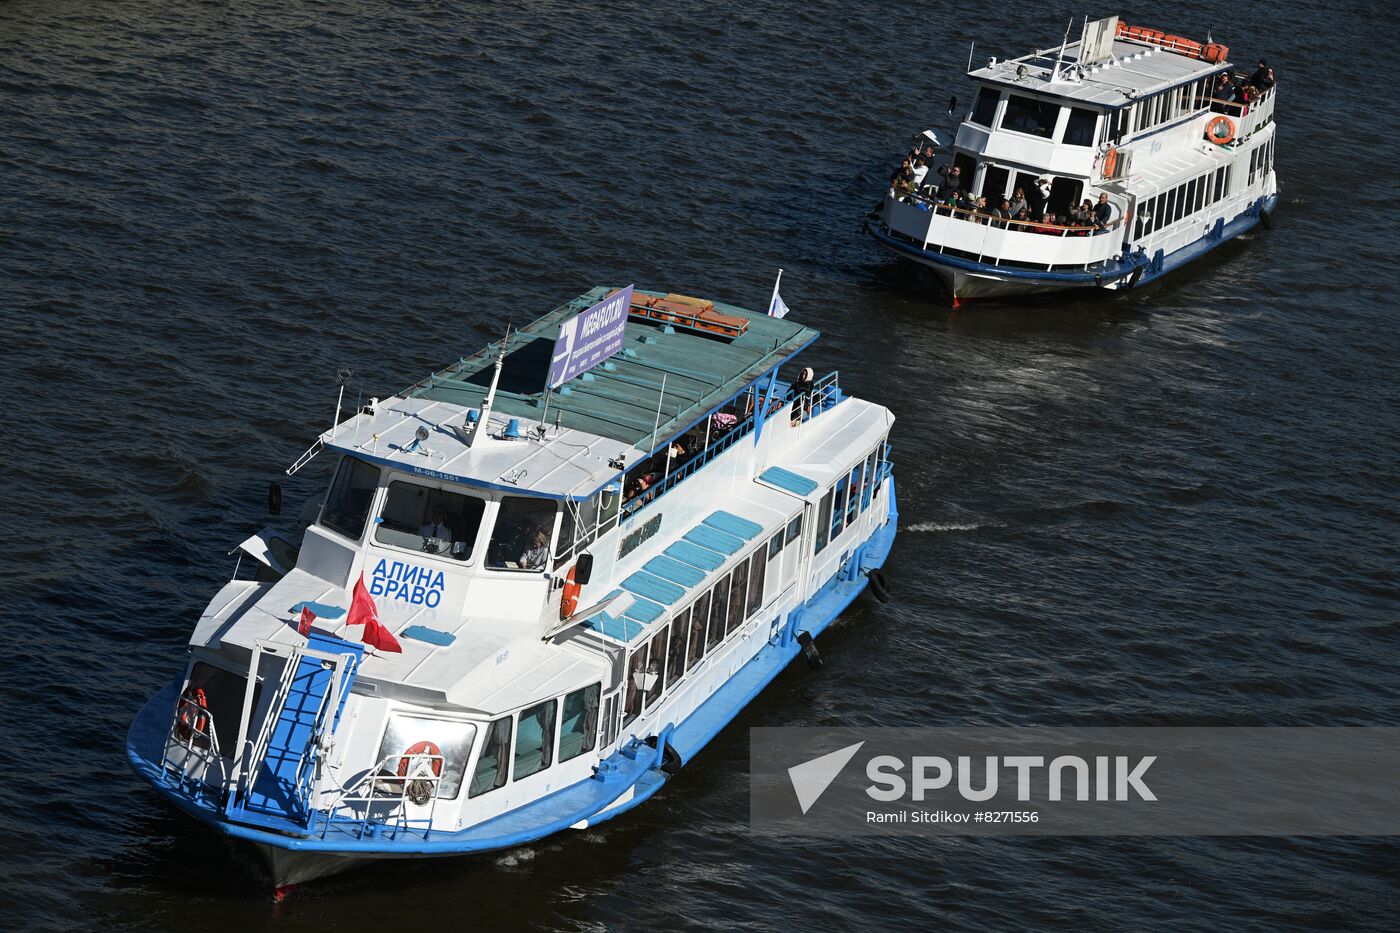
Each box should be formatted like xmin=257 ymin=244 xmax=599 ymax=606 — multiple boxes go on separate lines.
xmin=620 ymin=516 xmax=801 ymax=727
xmin=1135 ymin=165 xmax=1232 ymax=240
xmin=815 ymin=444 xmax=883 ymax=555
xmin=1127 ymin=77 xmax=1214 ymax=137
xmin=466 ymin=681 xmax=603 ymax=798
xmin=969 ymin=87 xmax=1099 ymax=147
xmin=1248 ymin=137 xmax=1275 ymax=187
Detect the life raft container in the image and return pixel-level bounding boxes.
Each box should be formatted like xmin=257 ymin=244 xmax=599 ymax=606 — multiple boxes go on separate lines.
xmin=559 ymin=565 xmax=580 ymax=618
xmin=175 ymin=686 xmax=209 ymax=741
xmin=1206 ymin=115 xmax=1236 ymax=145
xmin=1116 ymin=23 xmax=1223 ymax=63
xmin=1201 ymin=43 xmax=1230 ymax=63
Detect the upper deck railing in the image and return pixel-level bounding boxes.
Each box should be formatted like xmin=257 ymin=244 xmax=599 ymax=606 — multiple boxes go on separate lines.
xmin=1203 ymin=81 xmax=1276 ymax=141
xmin=618 ymin=371 xmax=841 ymax=521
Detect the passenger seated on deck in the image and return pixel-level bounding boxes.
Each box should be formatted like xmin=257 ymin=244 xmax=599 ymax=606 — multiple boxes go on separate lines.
xmin=419 ymin=507 xmax=453 ymax=544
xmin=1214 ymin=72 xmax=1237 ymax=104
xmin=1012 ymin=207 xmax=1032 ymax=228
xmin=1093 ymin=193 xmax=1113 ymax=232
xmin=1009 ymin=187 xmax=1029 ymax=217
xmin=518 ymin=528 xmax=549 ymax=570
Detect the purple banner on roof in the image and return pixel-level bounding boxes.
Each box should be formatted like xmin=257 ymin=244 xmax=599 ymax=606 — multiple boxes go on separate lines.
xmin=547 ymin=285 xmax=633 ymax=389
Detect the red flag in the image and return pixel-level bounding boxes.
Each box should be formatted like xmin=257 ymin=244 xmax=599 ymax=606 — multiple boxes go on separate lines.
xmin=346 ymin=574 xmax=377 ymax=627
xmin=297 ymin=605 xmax=316 ymax=636
xmin=362 ymin=613 xmax=403 ymax=654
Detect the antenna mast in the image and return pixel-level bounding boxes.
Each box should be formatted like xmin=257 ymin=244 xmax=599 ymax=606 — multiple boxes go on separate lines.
xmin=469 ymin=326 xmax=511 ymax=447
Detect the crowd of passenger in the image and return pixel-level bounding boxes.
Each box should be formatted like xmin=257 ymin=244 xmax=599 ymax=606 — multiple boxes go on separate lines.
xmin=621 ymin=374 xmax=819 ymax=506
xmin=1211 ymin=59 xmax=1276 ymax=114
xmin=889 ymin=149 xmax=1115 ymax=235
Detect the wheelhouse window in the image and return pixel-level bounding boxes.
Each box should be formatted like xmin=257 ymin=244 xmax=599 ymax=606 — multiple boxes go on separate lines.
xmin=513 ymin=700 xmax=557 ymax=780
xmin=375 ymin=716 xmax=476 ymax=800
xmin=489 ymin=496 xmax=556 ymax=571
xmin=1002 ymin=95 xmax=1060 ymax=138
xmin=555 ymin=488 xmax=620 ymax=568
xmin=1064 ymin=107 xmax=1097 ymax=146
xmin=321 ymin=457 xmax=381 ymax=541
xmin=970 ymin=86 xmax=1000 ymax=126
xmin=374 ymin=480 xmax=485 ymax=559
xmin=468 ymin=715 xmax=512 ymax=797
xmin=558 ymin=684 xmax=600 ymax=763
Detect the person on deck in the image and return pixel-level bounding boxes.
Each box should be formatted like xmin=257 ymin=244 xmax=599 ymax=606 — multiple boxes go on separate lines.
xmin=1248 ymin=59 xmax=1274 ymax=91
xmin=1009 ymin=187 xmax=1029 ymax=217
xmin=912 ymin=157 xmax=930 ymax=188
xmin=1093 ymin=192 xmax=1113 ymax=231
xmin=937 ymin=164 xmax=963 ymax=197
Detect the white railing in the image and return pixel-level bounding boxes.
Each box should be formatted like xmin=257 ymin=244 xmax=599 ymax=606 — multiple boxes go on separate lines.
xmin=1204 ymin=84 xmax=1276 ymax=141
xmin=162 ymin=692 xmax=227 ymax=794
xmin=883 ymin=195 xmax=1126 ymax=270
xmin=321 ymin=751 xmax=445 ymax=839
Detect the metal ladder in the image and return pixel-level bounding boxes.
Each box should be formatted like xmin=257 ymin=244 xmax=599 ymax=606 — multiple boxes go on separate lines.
xmin=223 ymin=633 xmax=363 ymax=833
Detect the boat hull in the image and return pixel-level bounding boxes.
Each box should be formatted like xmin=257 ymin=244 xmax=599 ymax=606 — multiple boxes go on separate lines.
xmin=128 ymin=480 xmax=900 ymax=888
xmin=865 ymin=193 xmax=1277 ymax=303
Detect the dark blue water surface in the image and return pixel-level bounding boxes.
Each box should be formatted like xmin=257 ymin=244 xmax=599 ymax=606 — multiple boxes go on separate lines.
xmin=2 ymin=1 xmax=1398 ymax=930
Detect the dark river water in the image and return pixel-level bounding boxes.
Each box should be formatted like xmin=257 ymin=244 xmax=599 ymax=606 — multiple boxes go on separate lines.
xmin=2 ymin=1 xmax=1397 ymax=930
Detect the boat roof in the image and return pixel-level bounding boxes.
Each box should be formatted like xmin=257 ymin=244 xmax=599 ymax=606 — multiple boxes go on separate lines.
xmin=320 ymin=286 xmax=819 ymax=501
xmin=970 ymin=37 xmax=1227 ymax=109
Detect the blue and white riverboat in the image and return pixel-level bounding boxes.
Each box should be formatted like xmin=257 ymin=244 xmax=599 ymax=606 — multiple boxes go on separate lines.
xmin=866 ymin=16 xmax=1278 ymax=302
xmin=127 ymin=285 xmax=898 ymax=889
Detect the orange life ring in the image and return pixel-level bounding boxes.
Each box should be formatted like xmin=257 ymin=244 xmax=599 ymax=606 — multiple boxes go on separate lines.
xmin=1206 ymin=115 xmax=1236 ymax=145
xmin=175 ymin=686 xmax=209 ymax=741
xmin=1102 ymin=148 xmax=1119 ymax=177
xmin=397 ymin=740 xmax=443 ymax=778
xmin=559 ymin=566 xmax=580 ymax=618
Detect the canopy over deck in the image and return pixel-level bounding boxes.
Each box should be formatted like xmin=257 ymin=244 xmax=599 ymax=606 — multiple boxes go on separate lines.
xmin=318 ymin=286 xmax=818 ymax=500
xmin=410 ymin=287 xmax=816 ymax=448
xmin=969 ymin=37 xmax=1227 ymax=108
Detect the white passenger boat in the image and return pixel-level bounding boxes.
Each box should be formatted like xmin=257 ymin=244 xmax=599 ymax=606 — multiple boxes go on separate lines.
xmin=127 ymin=285 xmax=898 ymax=889
xmin=866 ymin=16 xmax=1279 ymax=303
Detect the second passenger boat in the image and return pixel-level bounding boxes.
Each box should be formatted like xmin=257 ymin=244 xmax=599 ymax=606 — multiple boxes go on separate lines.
xmin=866 ymin=16 xmax=1279 ymax=303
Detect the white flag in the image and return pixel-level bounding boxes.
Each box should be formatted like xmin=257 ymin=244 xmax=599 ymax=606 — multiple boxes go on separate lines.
xmin=768 ymin=290 xmax=790 ymax=319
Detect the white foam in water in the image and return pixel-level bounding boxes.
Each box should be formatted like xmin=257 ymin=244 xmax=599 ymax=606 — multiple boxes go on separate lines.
xmin=906 ymin=521 xmax=984 ymax=532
